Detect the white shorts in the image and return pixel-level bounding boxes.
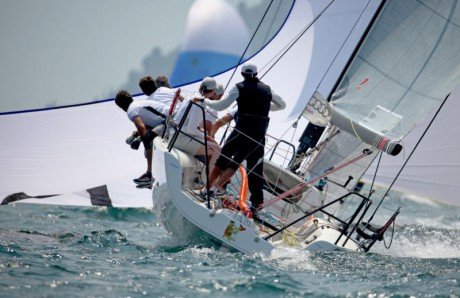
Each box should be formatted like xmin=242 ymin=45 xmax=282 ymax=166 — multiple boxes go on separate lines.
xmin=173 ymin=134 xmax=204 ymax=155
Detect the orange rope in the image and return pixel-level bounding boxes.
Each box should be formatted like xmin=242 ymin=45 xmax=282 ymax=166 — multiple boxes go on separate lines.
xmin=237 ymin=165 xmax=251 ymax=218
xmin=168 ymin=88 xmax=181 ymax=115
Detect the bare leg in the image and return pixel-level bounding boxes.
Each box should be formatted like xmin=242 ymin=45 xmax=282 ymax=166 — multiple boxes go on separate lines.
xmin=214 ymin=168 xmax=236 ymax=189
xmin=195 ymin=143 xmax=221 ymax=187
xmin=146 ymin=148 xmax=153 ymax=173
xmin=200 ymin=120 xmax=213 ymax=135
xmin=208 ymin=166 xmax=223 ymax=188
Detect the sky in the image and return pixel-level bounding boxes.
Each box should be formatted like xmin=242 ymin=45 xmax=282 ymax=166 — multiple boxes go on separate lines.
xmin=0 ymin=0 xmax=264 ymax=113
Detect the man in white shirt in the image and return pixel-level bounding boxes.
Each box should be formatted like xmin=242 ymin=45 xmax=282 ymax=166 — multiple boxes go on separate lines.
xmin=202 ymin=83 xmax=224 ymax=135
xmin=171 ymin=77 xmax=221 ymax=171
xmin=115 ymin=90 xmax=169 ymax=186
xmin=139 ymin=75 xmax=183 ymax=105
xmin=127 ymin=76 xmax=183 ymax=147
xmin=149 ymin=86 xmax=180 ymax=105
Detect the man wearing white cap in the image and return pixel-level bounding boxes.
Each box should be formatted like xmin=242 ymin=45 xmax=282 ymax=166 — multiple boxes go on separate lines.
xmin=201 ymin=83 xmax=224 ymax=135
xmin=171 ymin=77 xmax=221 ymax=169
xmin=201 ymin=61 xmax=286 ymax=212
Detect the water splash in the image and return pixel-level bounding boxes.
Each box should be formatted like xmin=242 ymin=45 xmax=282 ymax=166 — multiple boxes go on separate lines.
xmin=383 ymin=225 xmax=460 ymax=258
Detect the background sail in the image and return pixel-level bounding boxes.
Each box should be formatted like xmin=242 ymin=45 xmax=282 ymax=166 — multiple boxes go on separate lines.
xmin=0 ymin=0 xmax=292 ymax=114
xmin=169 ymin=0 xmax=250 ymax=85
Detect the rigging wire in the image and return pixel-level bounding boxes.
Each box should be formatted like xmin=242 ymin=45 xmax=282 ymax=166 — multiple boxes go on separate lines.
xmin=218 ymin=0 xmax=274 ymax=144
xmin=367 ymin=93 xmax=451 ymax=223
xmin=260 ymin=0 xmax=335 ymax=80
xmin=212 ymin=1 xmax=378 ymax=209
xmin=315 ymin=0 xmax=371 ymax=94
xmin=219 ymin=0 xmax=340 ymax=148
xmin=261 ymin=0 xmax=284 ymax=47
xmin=235 ymin=1 xmax=341 ymax=177
xmin=328 ymin=0 xmax=387 ymax=101
xmin=269 ymin=120 xmax=299 ymax=199
xmin=224 ymin=0 xmax=275 ymax=91
xmin=368 ymin=151 xmax=383 ymax=197
xmin=258 ymin=22 xmax=308 ymax=74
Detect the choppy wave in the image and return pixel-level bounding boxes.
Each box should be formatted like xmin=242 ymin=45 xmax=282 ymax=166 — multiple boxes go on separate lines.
xmin=1 ymin=190 xmax=459 ymax=297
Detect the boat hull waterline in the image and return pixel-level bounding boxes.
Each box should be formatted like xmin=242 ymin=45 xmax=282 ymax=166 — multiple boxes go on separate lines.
xmin=152 ymin=138 xmax=361 ymax=255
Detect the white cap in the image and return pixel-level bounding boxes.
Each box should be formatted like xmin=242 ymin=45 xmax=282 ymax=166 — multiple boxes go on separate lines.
xmin=241 ymin=61 xmax=257 ymax=75
xmin=215 ymin=84 xmax=224 ymax=96
xmin=200 ymin=77 xmax=217 ymax=92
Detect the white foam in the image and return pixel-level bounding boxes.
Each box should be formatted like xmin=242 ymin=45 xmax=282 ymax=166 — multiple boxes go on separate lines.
xmin=262 ymin=247 xmax=316 ymax=271
xmin=376 ymin=229 xmax=460 ymax=259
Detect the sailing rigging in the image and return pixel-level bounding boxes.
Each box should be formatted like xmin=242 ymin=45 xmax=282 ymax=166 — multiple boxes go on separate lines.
xmin=1 ymin=0 xmax=460 ymax=255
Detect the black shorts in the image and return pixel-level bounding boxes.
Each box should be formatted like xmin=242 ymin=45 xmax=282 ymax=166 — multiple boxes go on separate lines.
xmin=215 ymin=130 xmax=264 ymax=171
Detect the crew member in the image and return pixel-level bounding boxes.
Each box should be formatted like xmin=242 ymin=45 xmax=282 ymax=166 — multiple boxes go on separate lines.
xmin=202 ymin=61 xmax=285 ymax=211
xmin=202 ymin=83 xmax=224 ymax=135
xmin=171 ymin=77 xmax=221 ymax=170
xmin=115 ymin=90 xmax=169 ymax=186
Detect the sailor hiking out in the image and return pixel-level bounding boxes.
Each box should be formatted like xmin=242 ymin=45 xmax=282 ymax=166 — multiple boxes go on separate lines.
xmin=126 ymin=76 xmax=184 ymax=149
xmin=115 ymin=90 xmax=170 ymax=187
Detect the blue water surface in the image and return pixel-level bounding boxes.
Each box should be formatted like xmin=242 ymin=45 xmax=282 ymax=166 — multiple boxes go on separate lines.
xmin=0 ymin=193 xmax=459 ymax=297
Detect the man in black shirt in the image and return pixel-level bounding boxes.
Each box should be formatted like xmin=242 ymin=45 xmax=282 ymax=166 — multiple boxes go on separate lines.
xmin=202 ymin=61 xmax=285 ymax=211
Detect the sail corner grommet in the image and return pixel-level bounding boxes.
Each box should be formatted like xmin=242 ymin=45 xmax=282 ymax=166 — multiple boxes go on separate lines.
xmin=209 ymin=210 xmax=216 ymax=217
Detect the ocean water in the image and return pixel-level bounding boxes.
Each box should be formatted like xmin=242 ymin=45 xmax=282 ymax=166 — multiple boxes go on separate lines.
xmin=1 ymin=192 xmax=459 ymax=297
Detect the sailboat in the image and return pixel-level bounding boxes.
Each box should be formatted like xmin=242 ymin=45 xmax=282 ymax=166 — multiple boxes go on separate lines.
xmin=149 ymin=0 xmax=460 ymax=254
xmin=1 ymin=0 xmax=460 ymax=256
xmin=0 ymin=0 xmax=374 ymax=207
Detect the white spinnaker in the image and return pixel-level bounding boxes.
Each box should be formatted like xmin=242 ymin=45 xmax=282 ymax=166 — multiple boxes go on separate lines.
xmin=0 ymin=0 xmax=381 ymax=207
xmin=0 ymin=99 xmax=154 ymax=207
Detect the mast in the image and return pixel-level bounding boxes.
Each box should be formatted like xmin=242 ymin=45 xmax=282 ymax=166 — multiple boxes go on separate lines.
xmin=291 ymin=0 xmax=387 ymax=173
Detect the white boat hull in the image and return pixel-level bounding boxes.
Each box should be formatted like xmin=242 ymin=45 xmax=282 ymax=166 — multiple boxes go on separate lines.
xmin=152 ymin=138 xmax=362 ymax=255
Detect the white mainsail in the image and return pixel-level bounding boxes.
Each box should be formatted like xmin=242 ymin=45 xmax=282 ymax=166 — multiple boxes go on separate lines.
xmin=330 ymin=0 xmax=460 ymax=142
xmin=318 ymin=0 xmax=460 ymax=208
xmin=365 ymin=86 xmax=460 ymax=206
